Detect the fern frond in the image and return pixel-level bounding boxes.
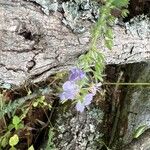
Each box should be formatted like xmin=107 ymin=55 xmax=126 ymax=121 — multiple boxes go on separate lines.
xmin=0 ymin=87 xmax=52 ymax=119
xmin=112 ymin=0 xmax=129 ymax=8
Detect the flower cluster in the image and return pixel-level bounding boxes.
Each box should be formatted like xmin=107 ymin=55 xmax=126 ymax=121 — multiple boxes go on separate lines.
xmin=59 ymin=81 xmax=79 ymax=101
xmin=76 ymin=93 xmax=94 ymax=113
xmin=59 ymin=67 xmax=98 ymax=113
xmin=59 ymin=67 xmax=85 ymax=101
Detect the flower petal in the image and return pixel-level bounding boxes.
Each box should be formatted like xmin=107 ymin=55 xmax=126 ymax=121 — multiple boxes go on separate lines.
xmin=76 ymin=101 xmax=85 ymax=113
xmin=63 ymin=81 xmax=76 ymax=91
xmin=69 ymin=67 xmax=85 ymax=81
xmin=59 ymin=91 xmax=77 ymax=101
xmin=83 ymin=93 xmax=94 ymax=106
xmin=59 ymin=92 xmax=66 ymax=101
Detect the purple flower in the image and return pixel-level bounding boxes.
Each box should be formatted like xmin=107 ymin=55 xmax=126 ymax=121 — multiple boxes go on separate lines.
xmin=76 ymin=101 xmax=85 ymax=113
xmin=83 ymin=93 xmax=93 ymax=106
xmin=69 ymin=67 xmax=85 ymax=81
xmin=59 ymin=81 xmax=79 ymax=101
xmin=60 ymin=67 xmax=86 ymax=102
xmin=76 ymin=93 xmax=94 ymax=113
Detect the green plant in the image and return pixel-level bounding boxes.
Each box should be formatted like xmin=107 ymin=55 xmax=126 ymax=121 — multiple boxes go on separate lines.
xmin=45 ymin=128 xmax=57 ymax=150
xmin=9 ymin=134 xmax=19 ymax=150
xmin=0 ymin=131 xmax=11 ymax=149
xmin=79 ymin=0 xmax=129 ymax=79
xmin=0 ymin=87 xmax=52 ymax=119
xmin=28 ymin=145 xmax=35 ymax=150
xmin=8 ymin=115 xmax=24 ymax=131
xmin=0 ymin=0 xmax=131 ymax=148
xmin=60 ymin=0 xmax=129 ymax=112
xmin=133 ymin=125 xmax=147 ymax=138
xmin=32 ymin=96 xmax=52 ymax=109
xmin=99 ymin=140 xmax=112 ymax=150
xmin=0 ymin=115 xmax=24 ymax=149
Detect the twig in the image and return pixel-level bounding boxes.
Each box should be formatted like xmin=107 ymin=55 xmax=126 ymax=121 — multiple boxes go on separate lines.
xmin=104 ymin=82 xmax=150 ymax=86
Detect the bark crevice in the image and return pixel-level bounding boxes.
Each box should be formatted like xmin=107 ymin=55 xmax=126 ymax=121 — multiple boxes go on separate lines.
xmin=0 ymin=0 xmax=150 ymax=86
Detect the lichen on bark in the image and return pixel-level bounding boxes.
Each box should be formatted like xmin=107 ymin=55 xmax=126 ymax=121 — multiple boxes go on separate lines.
xmin=0 ymin=0 xmax=150 ymax=87
xmin=54 ymin=105 xmax=104 ymax=149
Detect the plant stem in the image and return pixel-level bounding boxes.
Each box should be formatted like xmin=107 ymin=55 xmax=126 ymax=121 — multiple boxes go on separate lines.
xmin=103 ymin=82 xmax=150 ymax=86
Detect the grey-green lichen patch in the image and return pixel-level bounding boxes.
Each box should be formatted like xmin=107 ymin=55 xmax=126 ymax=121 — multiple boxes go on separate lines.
xmin=28 ymin=0 xmax=58 ymax=15
xmin=28 ymin=0 xmax=100 ymax=33
xmin=54 ymin=105 xmax=104 ymax=149
xmin=125 ymin=15 xmax=150 ymax=39
xmin=0 ymin=82 xmax=12 ymax=89
xmin=62 ymin=0 xmax=100 ymax=33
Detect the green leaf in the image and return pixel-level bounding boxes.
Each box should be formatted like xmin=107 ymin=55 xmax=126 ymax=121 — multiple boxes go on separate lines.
xmin=133 ymin=125 xmax=147 ymax=138
xmin=9 ymin=134 xmax=19 ymax=147
xmin=39 ymin=96 xmax=45 ymax=102
xmin=107 ymin=16 xmax=115 ymax=25
xmin=90 ymin=50 xmax=98 ymax=60
xmin=121 ymin=9 xmax=129 ymax=18
xmin=28 ymin=145 xmax=34 ymax=150
xmin=18 ymin=123 xmax=24 ymax=129
xmin=8 ymin=124 xmax=14 ymax=130
xmin=94 ymin=74 xmax=103 ymax=82
xmin=12 ymin=116 xmax=22 ymax=130
xmin=112 ymin=0 xmax=129 ymax=8
xmin=33 ymin=102 xmax=38 ymax=107
xmin=105 ymin=39 xmax=113 ymax=50
xmin=12 ymin=116 xmax=21 ymax=126
xmin=9 ymin=147 xmax=17 ymax=150
xmin=1 ymin=137 xmax=8 ymax=148
xmin=43 ymin=102 xmax=48 ymax=106
xmin=105 ymin=28 xmax=113 ymax=39
xmin=84 ymin=68 xmax=92 ymax=73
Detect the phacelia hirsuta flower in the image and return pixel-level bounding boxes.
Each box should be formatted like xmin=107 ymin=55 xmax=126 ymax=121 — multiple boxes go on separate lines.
xmin=59 ymin=67 xmax=85 ymax=101
xmin=59 ymin=81 xmax=79 ymax=101
xmin=60 ymin=67 xmax=100 ymax=113
xmin=76 ymin=93 xmax=94 ymax=113
xmin=69 ymin=67 xmax=85 ymax=81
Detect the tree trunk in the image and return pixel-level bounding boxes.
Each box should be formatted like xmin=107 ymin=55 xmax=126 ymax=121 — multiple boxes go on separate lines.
xmin=0 ymin=0 xmax=150 ymax=86
xmin=1 ymin=1 xmax=150 ymax=149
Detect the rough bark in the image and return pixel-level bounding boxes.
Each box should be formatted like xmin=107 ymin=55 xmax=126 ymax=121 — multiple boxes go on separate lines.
xmin=53 ymin=105 xmax=104 ymax=150
xmin=0 ymin=1 xmax=150 ymax=149
xmin=107 ymin=62 xmax=150 ymax=150
xmin=120 ymin=62 xmax=150 ymax=148
xmin=0 ymin=0 xmax=150 ymax=86
xmin=123 ymin=128 xmax=150 ymax=150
